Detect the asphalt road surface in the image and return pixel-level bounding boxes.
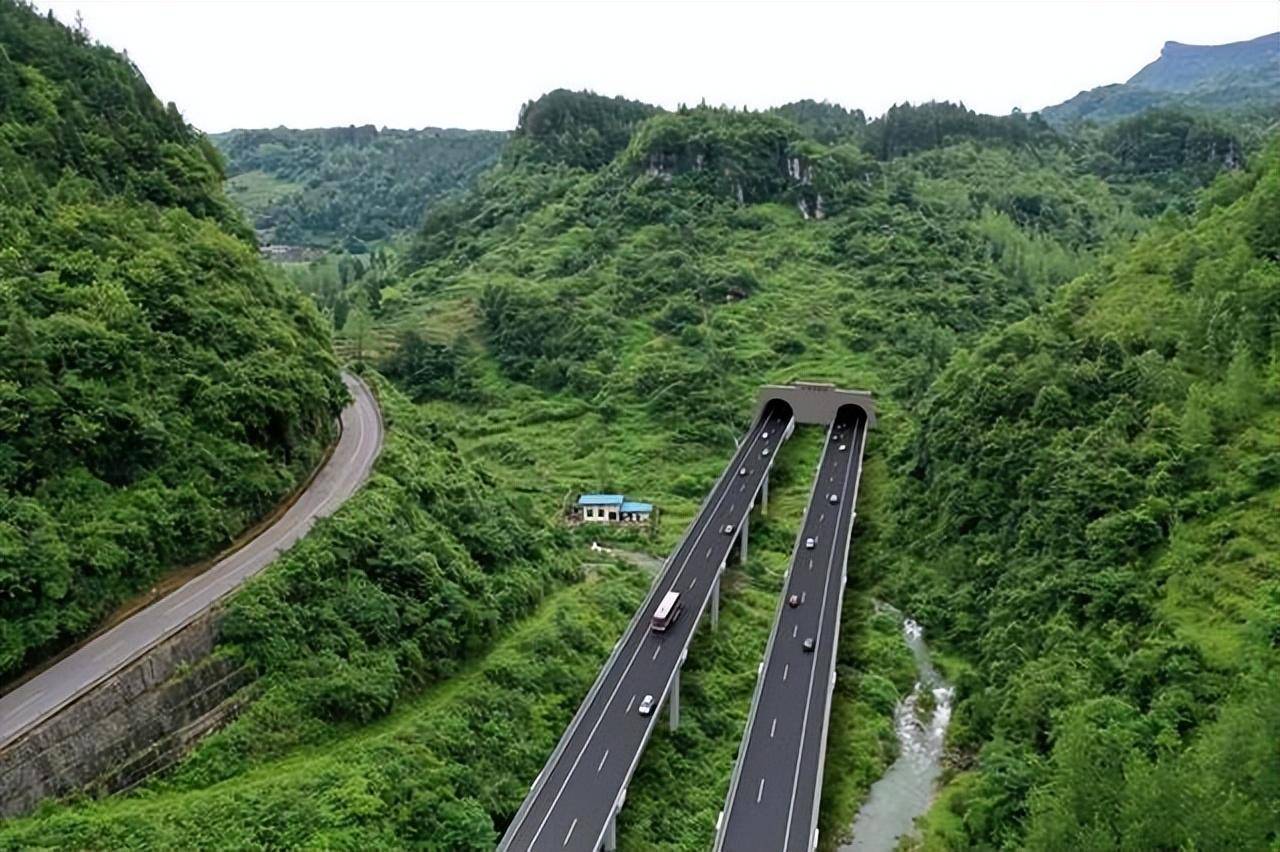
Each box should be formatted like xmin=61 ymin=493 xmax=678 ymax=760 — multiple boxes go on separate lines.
xmin=716 ymin=405 xmax=868 ymax=852
xmin=0 ymin=372 xmax=383 ymax=751
xmin=501 ymin=403 xmax=793 ymax=852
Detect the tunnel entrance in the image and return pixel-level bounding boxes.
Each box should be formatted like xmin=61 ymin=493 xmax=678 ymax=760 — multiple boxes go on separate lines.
xmin=754 ymin=381 xmax=876 ymax=428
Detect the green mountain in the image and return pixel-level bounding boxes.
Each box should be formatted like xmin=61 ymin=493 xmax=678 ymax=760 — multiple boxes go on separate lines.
xmin=0 ymin=2 xmax=344 ymax=677
xmin=1043 ymin=32 xmax=1280 ymax=126
xmin=210 ymin=124 xmax=507 ymax=251
xmin=362 ymin=92 xmax=1272 ymax=847
xmin=3 ymin=49 xmax=1277 ymax=852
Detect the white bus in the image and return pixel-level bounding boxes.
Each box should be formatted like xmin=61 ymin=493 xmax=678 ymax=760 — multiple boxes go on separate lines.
xmin=651 ymin=590 xmax=683 ymax=632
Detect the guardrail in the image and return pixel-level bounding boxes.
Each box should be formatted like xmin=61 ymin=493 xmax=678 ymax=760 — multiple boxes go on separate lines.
xmin=498 ymin=405 xmax=786 ymax=850
xmin=714 ymin=416 xmax=836 ymax=851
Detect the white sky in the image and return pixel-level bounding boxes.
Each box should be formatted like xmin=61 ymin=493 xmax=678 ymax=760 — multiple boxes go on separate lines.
xmin=37 ymin=0 xmax=1280 ymax=133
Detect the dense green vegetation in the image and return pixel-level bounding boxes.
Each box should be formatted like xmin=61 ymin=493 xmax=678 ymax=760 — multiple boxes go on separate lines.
xmin=881 ymin=144 xmax=1280 ymax=849
xmin=0 ymin=570 xmax=645 ymax=849
xmin=6 ymin=16 xmax=1277 ymax=848
xmin=373 ymin=90 xmax=1273 ymax=848
xmin=0 ymin=377 xmax=599 ymax=846
xmin=211 ymin=125 xmax=506 ymax=249
xmin=0 ymin=2 xmax=343 ymax=678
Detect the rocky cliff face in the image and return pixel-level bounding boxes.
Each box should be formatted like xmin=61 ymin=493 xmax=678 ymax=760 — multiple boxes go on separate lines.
xmin=1041 ymin=31 xmax=1279 ymax=125
xmin=1127 ymin=33 xmax=1280 ymax=93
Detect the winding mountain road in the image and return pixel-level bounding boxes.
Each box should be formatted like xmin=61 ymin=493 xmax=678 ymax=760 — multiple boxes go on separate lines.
xmin=0 ymin=372 xmax=383 ymax=751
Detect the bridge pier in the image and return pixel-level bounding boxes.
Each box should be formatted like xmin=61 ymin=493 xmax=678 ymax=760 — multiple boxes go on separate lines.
xmin=669 ymin=666 xmax=680 ymax=732
xmin=739 ymin=513 xmax=748 ymax=565
xmin=761 ymin=470 xmax=769 ymax=516
xmin=603 ymin=812 xmax=617 ymax=851
xmin=710 ymin=573 xmax=720 ymax=630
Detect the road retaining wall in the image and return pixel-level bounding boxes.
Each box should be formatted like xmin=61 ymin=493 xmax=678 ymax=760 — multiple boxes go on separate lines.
xmin=0 ymin=611 xmax=251 ymax=817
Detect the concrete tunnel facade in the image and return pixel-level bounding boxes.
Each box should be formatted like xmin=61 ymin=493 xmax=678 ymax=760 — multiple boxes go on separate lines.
xmin=754 ymin=381 xmax=877 ymax=429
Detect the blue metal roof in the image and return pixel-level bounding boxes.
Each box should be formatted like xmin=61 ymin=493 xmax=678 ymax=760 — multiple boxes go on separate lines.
xmin=621 ymin=502 xmax=653 ymax=514
xmin=578 ymin=494 xmax=624 ymax=506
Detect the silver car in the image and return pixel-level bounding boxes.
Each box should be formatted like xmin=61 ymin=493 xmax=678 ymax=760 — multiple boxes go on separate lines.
xmin=638 ymin=694 xmax=655 ymax=716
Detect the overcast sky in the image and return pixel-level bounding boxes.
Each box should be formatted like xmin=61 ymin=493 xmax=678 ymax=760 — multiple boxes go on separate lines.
xmin=37 ymin=1 xmax=1279 ymax=133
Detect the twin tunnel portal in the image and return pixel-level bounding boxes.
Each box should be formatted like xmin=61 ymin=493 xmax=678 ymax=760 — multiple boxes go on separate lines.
xmin=500 ymin=383 xmax=876 ymax=852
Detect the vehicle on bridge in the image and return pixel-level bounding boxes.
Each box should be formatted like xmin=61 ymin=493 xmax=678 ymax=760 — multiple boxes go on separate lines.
xmin=650 ymin=590 xmax=683 ymax=632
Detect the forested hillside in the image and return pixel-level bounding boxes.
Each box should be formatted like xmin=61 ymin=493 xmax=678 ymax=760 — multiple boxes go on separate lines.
xmin=881 ymin=146 xmax=1280 ymax=848
xmin=0 ymin=2 xmax=344 ymax=678
xmin=211 ymin=125 xmax=506 ymax=249
xmin=351 ymin=89 xmax=1273 ymax=847
xmin=4 ymin=34 xmax=1277 ymax=848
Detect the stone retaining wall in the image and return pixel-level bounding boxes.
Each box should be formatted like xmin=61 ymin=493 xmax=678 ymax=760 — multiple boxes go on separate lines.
xmin=0 ymin=611 xmax=252 ymax=818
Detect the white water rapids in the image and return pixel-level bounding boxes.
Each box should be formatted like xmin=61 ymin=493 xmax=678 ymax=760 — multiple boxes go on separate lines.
xmin=841 ymin=616 xmax=954 ymax=851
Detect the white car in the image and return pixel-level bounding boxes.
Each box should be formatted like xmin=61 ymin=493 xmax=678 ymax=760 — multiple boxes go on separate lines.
xmin=762 ymin=431 xmax=770 ymax=440
xmin=829 ymin=493 xmax=840 ymax=504
xmin=723 ymin=523 xmax=736 ymax=535
xmin=838 ymin=443 xmax=847 ymax=452
xmin=805 ymin=537 xmax=815 ymax=549
xmin=739 ymin=466 xmax=749 ymax=476
xmin=761 ymin=447 xmax=770 ymax=457
xmin=638 ymin=694 xmax=655 ymax=716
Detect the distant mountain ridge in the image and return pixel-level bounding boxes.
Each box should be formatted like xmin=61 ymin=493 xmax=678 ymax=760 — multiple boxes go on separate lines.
xmin=1042 ymin=31 xmax=1279 ymax=125
xmin=211 ymin=125 xmax=507 ymax=250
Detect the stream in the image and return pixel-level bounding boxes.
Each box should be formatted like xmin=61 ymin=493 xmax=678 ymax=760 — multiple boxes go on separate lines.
xmin=841 ymin=615 xmax=954 ymax=852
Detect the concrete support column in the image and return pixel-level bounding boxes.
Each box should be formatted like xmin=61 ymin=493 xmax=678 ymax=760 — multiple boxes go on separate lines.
xmin=761 ymin=470 xmax=769 ymax=516
xmin=669 ymin=666 xmax=680 ymax=732
xmin=710 ymin=575 xmax=720 ymax=630
xmin=603 ymin=813 xmax=618 ymax=851
xmin=739 ymin=513 xmax=749 ymax=565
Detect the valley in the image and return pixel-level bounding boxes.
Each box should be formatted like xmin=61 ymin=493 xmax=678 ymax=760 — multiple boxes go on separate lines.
xmin=0 ymin=4 xmax=1277 ymax=849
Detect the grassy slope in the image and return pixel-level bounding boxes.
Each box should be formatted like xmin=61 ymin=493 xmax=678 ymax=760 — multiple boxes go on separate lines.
xmin=0 ymin=566 xmax=649 ymax=850
xmin=223 ymin=170 xmax=302 ymax=216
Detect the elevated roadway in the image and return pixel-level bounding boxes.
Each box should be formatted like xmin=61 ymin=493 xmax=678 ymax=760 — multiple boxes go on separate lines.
xmin=715 ymin=402 xmax=869 ymax=852
xmin=500 ymin=402 xmax=794 ymax=852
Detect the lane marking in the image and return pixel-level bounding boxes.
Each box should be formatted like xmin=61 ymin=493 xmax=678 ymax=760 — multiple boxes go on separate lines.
xmin=792 ymin=625 xmax=797 ymax=638
xmin=690 ymin=577 xmax=698 ymax=589
xmin=164 ymin=596 xmax=193 ymax=615
xmin=783 ymin=663 xmax=789 ymax=682
xmin=770 ymin=717 xmax=777 ymax=738
xmin=652 ymin=646 xmax=661 ymax=661
xmin=626 ymin=694 xmax=636 ymax=714
xmin=721 ymin=415 xmax=865 ymax=846
xmin=757 ymin=778 xmax=765 ymax=803
xmin=597 ymin=750 xmax=609 ymax=773
xmin=8 ymin=690 xmax=44 ymax=715
xmin=782 ymin=415 xmax=863 ymax=849
xmin=563 ymin=818 xmax=577 ymax=847
xmin=92 ymin=640 xmax=125 ymax=663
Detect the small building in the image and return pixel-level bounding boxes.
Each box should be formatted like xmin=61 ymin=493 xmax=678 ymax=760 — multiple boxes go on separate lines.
xmin=576 ymin=494 xmax=654 ymax=525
